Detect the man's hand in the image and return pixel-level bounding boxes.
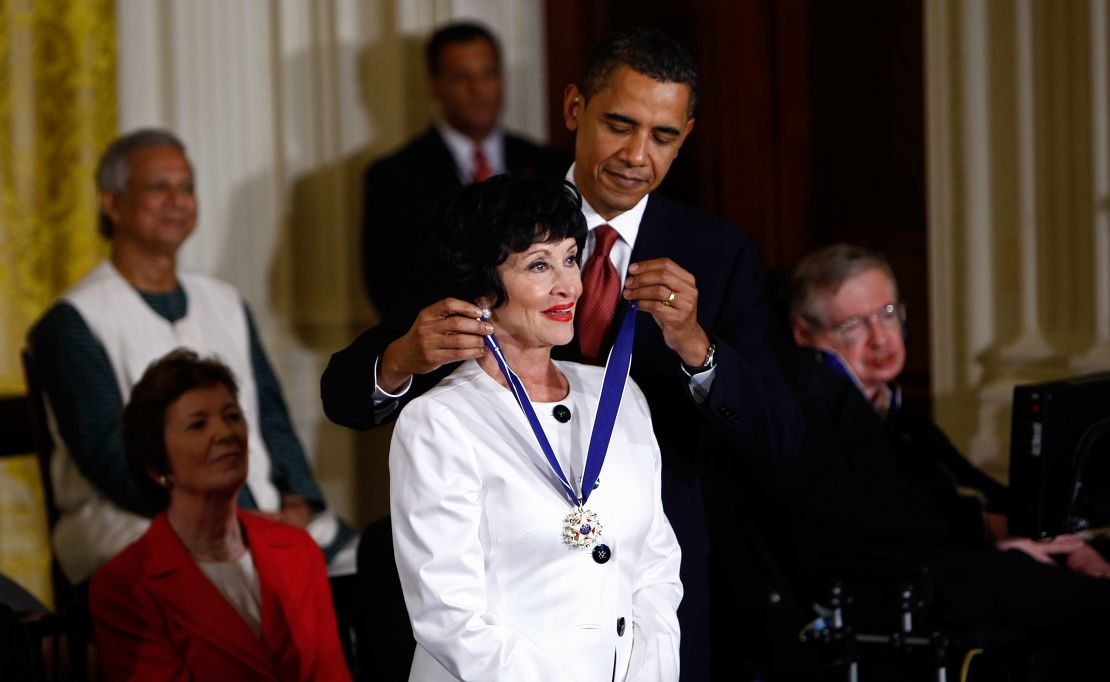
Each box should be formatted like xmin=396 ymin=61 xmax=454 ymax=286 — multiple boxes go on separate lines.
xmin=996 ymin=534 xmax=1086 ymax=565
xmin=378 ymin=298 xmax=494 ymax=392
xmin=1065 ymin=543 xmax=1110 ymax=578
xmin=279 ymin=493 xmax=313 ymax=529
xmin=984 ymin=511 xmax=1009 ymax=543
xmin=624 ymin=258 xmax=710 ymax=367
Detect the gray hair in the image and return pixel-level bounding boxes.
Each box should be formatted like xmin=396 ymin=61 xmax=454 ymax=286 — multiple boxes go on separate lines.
xmin=95 ymin=128 xmax=187 ymax=238
xmin=789 ymin=243 xmax=899 ymax=324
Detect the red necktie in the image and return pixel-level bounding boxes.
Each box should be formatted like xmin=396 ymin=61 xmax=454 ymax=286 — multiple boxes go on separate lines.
xmin=577 ymin=225 xmax=622 ymax=364
xmin=472 ymin=145 xmax=493 ymax=183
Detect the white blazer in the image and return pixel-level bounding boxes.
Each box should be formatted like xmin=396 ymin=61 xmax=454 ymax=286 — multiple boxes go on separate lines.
xmin=390 ymin=359 xmax=682 ymax=682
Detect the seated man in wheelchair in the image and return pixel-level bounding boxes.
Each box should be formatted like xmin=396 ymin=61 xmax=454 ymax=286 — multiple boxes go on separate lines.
xmin=710 ymin=243 xmax=1110 ymax=679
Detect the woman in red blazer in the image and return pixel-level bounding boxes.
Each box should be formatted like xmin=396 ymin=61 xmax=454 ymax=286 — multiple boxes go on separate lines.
xmin=89 ymin=350 xmax=350 ymax=681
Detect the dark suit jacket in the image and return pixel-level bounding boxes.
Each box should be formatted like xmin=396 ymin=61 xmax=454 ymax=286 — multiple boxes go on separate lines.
xmin=361 ymin=126 xmax=567 ymax=320
xmin=90 ymin=511 xmax=350 ymax=682
xmin=331 ymin=192 xmax=801 ymax=464
xmin=765 ymin=348 xmax=992 ymax=570
xmin=714 ymin=347 xmax=1110 ymax=668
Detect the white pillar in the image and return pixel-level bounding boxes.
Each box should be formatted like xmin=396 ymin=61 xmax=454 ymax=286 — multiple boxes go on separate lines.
xmin=1001 ymin=0 xmax=1058 ymax=363
xmin=961 ymin=0 xmax=996 ymax=387
xmin=1075 ymin=0 xmax=1110 ymax=371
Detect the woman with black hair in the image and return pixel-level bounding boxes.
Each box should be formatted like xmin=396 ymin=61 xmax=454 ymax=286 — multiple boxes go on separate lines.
xmin=390 ymin=175 xmax=681 ymax=681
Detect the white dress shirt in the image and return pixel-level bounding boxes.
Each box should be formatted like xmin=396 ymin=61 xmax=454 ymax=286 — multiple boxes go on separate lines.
xmin=437 ymin=121 xmax=506 ymax=184
xmin=566 ymin=163 xmax=647 ymax=283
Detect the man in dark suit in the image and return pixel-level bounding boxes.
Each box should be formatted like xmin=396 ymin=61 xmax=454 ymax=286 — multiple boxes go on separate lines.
xmin=362 ymin=21 xmax=566 ymax=321
xmin=712 ymin=243 xmax=1110 ymax=679
xmin=327 ymin=28 xmax=802 ymax=681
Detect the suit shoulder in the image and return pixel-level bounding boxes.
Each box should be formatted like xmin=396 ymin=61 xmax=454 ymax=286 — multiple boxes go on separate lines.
xmin=90 ymin=536 xmax=151 ymax=602
xmin=28 ymin=299 xmax=85 ymax=345
xmin=241 ymin=511 xmax=316 ymax=550
xmin=405 ymin=367 xmax=483 ymax=413
xmin=558 ymin=360 xmax=605 ymax=389
xmin=365 ymin=129 xmax=445 ymax=176
xmin=503 ymin=131 xmax=569 ymax=175
xmin=558 ymin=360 xmax=649 ymax=409
xmin=648 ymin=193 xmax=752 ymax=247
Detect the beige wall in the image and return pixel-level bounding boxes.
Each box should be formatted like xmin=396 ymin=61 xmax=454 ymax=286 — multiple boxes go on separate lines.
xmin=115 ymin=0 xmax=547 ymax=527
xmin=925 ymin=0 xmax=1110 ymax=481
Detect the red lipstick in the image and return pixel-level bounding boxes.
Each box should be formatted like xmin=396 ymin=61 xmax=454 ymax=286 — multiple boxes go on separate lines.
xmin=542 ymin=302 xmax=575 ymax=322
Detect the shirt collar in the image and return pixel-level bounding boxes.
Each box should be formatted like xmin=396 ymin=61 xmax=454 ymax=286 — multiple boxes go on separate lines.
xmin=565 ymin=162 xmax=647 ymax=246
xmin=437 ymin=121 xmax=505 ymax=179
xmin=813 ymin=347 xmax=900 ymax=419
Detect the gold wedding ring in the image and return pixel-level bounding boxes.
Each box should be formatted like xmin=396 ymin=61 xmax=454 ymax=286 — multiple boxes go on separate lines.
xmin=663 ymin=291 xmax=676 ymax=306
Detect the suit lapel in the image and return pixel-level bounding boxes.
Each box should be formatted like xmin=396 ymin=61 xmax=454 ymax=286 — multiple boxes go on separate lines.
xmin=142 ymin=514 xmax=281 ymax=680
xmin=628 ymin=195 xmax=670 ymax=263
xmin=245 ymin=513 xmax=306 ymax=677
xmin=425 ymin=127 xmax=465 ymax=192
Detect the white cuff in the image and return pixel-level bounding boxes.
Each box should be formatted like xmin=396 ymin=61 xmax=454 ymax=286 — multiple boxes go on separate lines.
xmin=681 ymin=364 xmax=716 ymax=404
xmin=372 ymin=354 xmax=413 ymax=403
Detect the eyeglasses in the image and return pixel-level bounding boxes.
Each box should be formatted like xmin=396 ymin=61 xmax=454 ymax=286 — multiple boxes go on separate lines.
xmin=821 ymin=302 xmax=906 ymax=346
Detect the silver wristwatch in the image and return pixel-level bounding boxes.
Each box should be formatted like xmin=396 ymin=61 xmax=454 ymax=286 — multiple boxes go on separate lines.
xmin=683 ymin=342 xmax=717 ymax=375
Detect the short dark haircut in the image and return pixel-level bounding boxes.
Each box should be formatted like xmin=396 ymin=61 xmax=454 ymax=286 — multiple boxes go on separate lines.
xmin=426 ymin=21 xmax=501 ymax=78
xmin=95 ymin=128 xmax=188 ymax=239
xmin=580 ymin=27 xmax=699 ymax=118
xmin=122 ymin=349 xmax=239 ymax=512
xmin=789 ymin=243 xmax=900 ymax=325
xmin=430 ymin=174 xmax=587 ymax=309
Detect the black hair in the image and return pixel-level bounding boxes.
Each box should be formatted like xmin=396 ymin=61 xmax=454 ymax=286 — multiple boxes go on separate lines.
xmin=430 ymin=174 xmax=587 ymax=309
xmin=426 ymin=22 xmax=501 ymax=77
xmin=122 ymin=349 xmax=240 ymax=512
xmin=581 ymin=27 xmax=699 ymax=118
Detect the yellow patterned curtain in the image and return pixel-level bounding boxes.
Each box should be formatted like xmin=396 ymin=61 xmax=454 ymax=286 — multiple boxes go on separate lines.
xmin=0 ymin=0 xmax=116 ymax=608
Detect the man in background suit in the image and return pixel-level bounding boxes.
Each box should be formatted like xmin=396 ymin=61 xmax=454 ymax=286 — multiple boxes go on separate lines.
xmin=327 ymin=28 xmax=802 ymax=680
xmin=361 ymin=21 xmax=566 ymax=321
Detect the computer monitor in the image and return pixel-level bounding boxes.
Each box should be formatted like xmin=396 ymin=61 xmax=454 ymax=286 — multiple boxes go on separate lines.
xmin=1009 ymin=371 xmax=1110 ymax=538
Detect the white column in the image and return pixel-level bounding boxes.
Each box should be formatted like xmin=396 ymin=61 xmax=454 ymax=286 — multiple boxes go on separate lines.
xmin=927 ymin=0 xmax=1109 ymax=481
xmin=926 ymin=0 xmax=958 ymax=396
xmin=1001 ymin=0 xmax=1057 ymax=363
xmin=961 ymin=0 xmax=995 ymax=386
xmin=1076 ymin=0 xmax=1110 ymax=371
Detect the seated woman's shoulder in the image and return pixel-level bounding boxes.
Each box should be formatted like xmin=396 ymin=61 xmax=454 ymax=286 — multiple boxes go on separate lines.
xmin=89 ymin=535 xmax=155 ymax=610
xmin=240 ymin=512 xmax=317 ymax=550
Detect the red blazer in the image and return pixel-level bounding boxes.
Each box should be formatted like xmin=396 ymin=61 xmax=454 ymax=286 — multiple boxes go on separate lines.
xmin=90 ymin=510 xmax=351 ymax=681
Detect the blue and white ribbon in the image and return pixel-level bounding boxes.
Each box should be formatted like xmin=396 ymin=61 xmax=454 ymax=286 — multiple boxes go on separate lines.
xmin=482 ymin=302 xmax=638 ymax=508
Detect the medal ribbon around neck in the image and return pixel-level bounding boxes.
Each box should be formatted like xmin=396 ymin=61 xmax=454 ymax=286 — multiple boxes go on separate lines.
xmin=481 ymin=301 xmax=638 ymax=510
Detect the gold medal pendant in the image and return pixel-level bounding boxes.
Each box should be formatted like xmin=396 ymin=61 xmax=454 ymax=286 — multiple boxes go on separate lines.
xmin=563 ymin=506 xmax=603 ymax=549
